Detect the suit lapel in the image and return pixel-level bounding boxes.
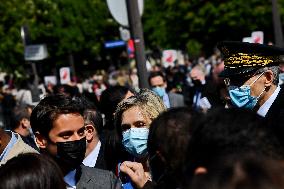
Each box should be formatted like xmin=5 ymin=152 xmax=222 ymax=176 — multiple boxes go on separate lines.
xmin=266 ymin=86 xmax=284 ymax=117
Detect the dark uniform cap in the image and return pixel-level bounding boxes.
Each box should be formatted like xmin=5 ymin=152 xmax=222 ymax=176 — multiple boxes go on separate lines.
xmin=217 ymin=41 xmax=284 ymax=77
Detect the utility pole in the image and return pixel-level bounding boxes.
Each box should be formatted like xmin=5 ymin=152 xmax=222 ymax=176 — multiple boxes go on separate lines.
xmin=126 ymin=0 xmax=149 ymax=89
xmin=21 ymin=25 xmax=40 ymax=102
xmin=272 ymin=0 xmax=284 ymax=47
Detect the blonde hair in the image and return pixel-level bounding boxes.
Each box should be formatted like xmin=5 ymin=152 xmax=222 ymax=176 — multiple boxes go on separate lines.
xmin=114 ymin=88 xmax=167 ymax=133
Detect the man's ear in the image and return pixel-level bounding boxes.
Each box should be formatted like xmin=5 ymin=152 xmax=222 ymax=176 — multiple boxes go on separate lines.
xmin=35 ymin=132 xmax=48 ymax=149
xmin=21 ymin=118 xmax=29 ymax=129
xmin=85 ymin=125 xmax=95 ymax=142
xmin=264 ymin=70 xmax=274 ymax=87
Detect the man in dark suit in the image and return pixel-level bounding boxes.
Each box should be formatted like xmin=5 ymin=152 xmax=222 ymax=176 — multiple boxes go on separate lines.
xmin=83 ymin=106 xmax=107 ymax=170
xmin=30 ymin=94 xmax=121 ymax=189
xmin=148 ymin=71 xmax=185 ymax=108
xmin=218 ymin=41 xmax=284 ymax=121
xmin=187 ymin=64 xmax=223 ymax=111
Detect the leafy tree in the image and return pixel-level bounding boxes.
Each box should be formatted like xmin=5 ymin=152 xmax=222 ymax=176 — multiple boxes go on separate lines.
xmin=143 ymin=0 xmax=279 ymax=57
xmin=0 ymin=0 xmax=118 ymax=76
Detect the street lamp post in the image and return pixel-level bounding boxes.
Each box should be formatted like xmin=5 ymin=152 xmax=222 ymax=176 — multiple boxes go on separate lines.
xmin=125 ymin=0 xmax=149 ymax=89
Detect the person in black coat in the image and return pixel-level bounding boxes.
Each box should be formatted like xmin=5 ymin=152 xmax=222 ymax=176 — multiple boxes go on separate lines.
xmin=217 ymin=41 xmax=284 ymax=119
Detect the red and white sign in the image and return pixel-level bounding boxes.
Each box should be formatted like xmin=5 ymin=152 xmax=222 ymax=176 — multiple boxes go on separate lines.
xmin=162 ymin=50 xmax=177 ymax=68
xmin=251 ymin=31 xmax=264 ymax=44
xmin=59 ymin=67 xmax=71 ymax=84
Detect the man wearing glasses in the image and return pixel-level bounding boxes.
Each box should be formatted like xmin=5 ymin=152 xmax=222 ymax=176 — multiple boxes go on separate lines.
xmin=218 ymin=41 xmax=284 ymax=121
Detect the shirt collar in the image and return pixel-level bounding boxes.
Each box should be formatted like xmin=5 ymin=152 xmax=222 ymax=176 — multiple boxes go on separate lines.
xmin=163 ymin=93 xmax=170 ymax=108
xmin=83 ymin=141 xmax=101 ymax=167
xmin=257 ymin=85 xmax=281 ymax=117
xmin=0 ymin=131 xmax=18 ymax=162
xmin=64 ymin=169 xmax=77 ymax=188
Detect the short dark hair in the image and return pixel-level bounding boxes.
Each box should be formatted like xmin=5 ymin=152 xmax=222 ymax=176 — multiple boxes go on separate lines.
xmin=76 ymin=96 xmax=103 ymax=136
xmin=186 ymin=108 xmax=284 ymax=177
xmin=0 ymin=153 xmax=66 ymax=189
xmin=10 ymin=105 xmax=30 ymax=130
xmin=189 ymin=155 xmax=284 ymax=189
xmin=148 ymin=71 xmax=166 ymax=86
xmin=30 ymin=94 xmax=84 ymax=137
xmin=99 ymin=86 xmax=131 ymax=125
xmin=148 ymin=107 xmax=199 ymax=188
xmin=84 ymin=109 xmax=103 ymax=136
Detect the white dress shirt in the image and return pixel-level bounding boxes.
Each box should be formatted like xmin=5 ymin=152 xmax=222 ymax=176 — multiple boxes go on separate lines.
xmin=257 ymin=85 xmax=280 ymax=117
xmin=83 ymin=141 xmax=101 ymax=168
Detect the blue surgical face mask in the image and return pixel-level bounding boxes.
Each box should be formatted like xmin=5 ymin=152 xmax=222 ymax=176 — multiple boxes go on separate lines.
xmin=229 ymin=72 xmax=266 ymax=109
xmin=152 ymin=87 xmax=166 ymax=98
xmin=122 ymin=128 xmax=149 ymax=158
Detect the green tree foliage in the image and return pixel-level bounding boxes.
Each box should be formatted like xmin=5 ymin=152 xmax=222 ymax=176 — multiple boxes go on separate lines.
xmin=143 ymin=0 xmax=280 ymax=57
xmin=0 ymin=0 xmax=118 ymax=74
xmin=1 ymin=0 xmax=284 ymax=74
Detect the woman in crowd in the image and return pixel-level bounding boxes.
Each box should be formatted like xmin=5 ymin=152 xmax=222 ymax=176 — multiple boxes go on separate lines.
xmin=120 ymin=107 xmax=199 ymax=189
xmin=100 ymin=85 xmax=135 ymax=172
xmin=114 ymin=88 xmax=166 ymax=189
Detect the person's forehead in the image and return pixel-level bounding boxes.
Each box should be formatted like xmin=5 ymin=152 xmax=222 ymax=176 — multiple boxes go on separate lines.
xmin=190 ymin=68 xmax=201 ymax=76
xmin=150 ymin=76 xmax=164 ymax=84
xmin=121 ymin=106 xmax=148 ymax=124
xmin=52 ymin=113 xmax=84 ymax=131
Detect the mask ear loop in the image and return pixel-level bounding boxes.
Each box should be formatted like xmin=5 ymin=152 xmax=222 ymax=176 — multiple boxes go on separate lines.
xmin=250 ymin=71 xmax=267 ymax=99
xmin=249 ymin=71 xmax=266 ymax=86
xmin=256 ymin=87 xmax=266 ymax=99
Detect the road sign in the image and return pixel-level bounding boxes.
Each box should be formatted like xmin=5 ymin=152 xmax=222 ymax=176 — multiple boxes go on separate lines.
xmin=104 ymin=40 xmax=126 ymax=49
xmin=106 ymin=0 xmax=144 ymax=27
xmin=24 ymin=44 xmax=48 ymax=61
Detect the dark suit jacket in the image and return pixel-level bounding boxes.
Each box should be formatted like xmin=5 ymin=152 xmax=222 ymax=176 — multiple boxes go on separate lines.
xmin=94 ymin=141 xmax=107 ymax=170
xmin=168 ymin=92 xmax=185 ymax=108
xmin=265 ymin=85 xmax=284 ymax=126
xmin=184 ymin=80 xmax=223 ymax=108
xmin=76 ymin=165 xmax=122 ymax=189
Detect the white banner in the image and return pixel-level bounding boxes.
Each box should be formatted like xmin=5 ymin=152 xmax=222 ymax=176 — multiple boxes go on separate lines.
xmin=162 ymin=50 xmax=178 ymax=68
xmin=59 ymin=67 xmax=71 ymax=84
xmin=251 ymin=31 xmax=264 ymax=44
xmin=44 ymin=76 xmax=57 ymax=86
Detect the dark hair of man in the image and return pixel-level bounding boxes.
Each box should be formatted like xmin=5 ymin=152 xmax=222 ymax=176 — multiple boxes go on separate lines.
xmin=185 ymin=108 xmax=284 ymax=178
xmin=99 ymin=86 xmax=132 ymax=130
xmin=75 ymin=95 xmax=103 ymax=136
xmin=30 ymin=94 xmax=84 ymax=138
xmin=188 ymin=154 xmax=284 ymax=189
xmin=148 ymin=71 xmax=166 ymax=86
xmin=0 ymin=153 xmax=66 ymax=189
xmin=84 ymin=109 xmax=103 ymax=136
xmin=148 ymin=107 xmax=200 ymax=189
xmin=10 ymin=105 xmax=30 ymax=131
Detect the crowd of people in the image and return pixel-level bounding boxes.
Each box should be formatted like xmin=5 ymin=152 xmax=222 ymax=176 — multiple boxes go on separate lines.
xmin=0 ymin=41 xmax=284 ymax=189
